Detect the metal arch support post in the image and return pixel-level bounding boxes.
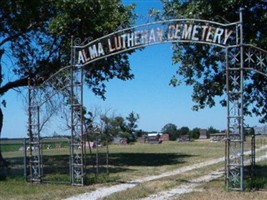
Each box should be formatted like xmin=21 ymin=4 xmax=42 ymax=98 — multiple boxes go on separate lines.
xmin=70 ymin=37 xmax=85 ymax=186
xmin=225 ymin=8 xmax=245 ymax=191
xmin=28 ymin=78 xmax=43 ymax=183
xmin=239 ymin=8 xmax=245 ymax=191
xmin=23 ymin=11 xmax=264 ymax=188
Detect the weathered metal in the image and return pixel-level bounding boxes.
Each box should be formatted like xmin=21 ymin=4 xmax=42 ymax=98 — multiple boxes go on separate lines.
xmin=70 ymin=36 xmax=85 ymax=185
xmin=28 ymin=78 xmax=42 ymax=182
xmin=27 ymin=9 xmax=267 ymax=189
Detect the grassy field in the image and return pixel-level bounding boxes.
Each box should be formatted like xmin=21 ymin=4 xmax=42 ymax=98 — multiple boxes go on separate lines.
xmin=0 ymin=138 xmax=266 ymax=200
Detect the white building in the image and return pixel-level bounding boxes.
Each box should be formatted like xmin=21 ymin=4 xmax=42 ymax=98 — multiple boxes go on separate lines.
xmin=254 ymin=125 xmax=267 ymax=135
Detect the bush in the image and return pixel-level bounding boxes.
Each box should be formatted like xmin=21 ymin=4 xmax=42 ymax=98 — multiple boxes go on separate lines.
xmin=0 ymin=166 xmax=7 ymax=181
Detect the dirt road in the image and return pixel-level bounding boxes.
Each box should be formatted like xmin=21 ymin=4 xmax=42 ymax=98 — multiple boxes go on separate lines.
xmin=65 ymin=146 xmax=267 ymax=200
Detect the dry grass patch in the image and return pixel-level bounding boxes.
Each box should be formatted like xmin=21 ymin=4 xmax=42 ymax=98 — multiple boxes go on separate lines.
xmin=2 ymin=139 xmax=262 ymax=200
xmin=0 ymin=180 xmax=96 ymax=200
xmin=173 ymin=177 xmax=267 ymax=200
xmin=101 ymin=141 xmax=225 ymax=182
xmin=104 ymin=159 xmax=224 ymax=200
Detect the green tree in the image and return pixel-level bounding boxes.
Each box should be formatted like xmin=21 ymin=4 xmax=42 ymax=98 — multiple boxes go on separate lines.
xmin=161 ymin=123 xmax=178 ymax=141
xmin=101 ymin=115 xmax=128 ymax=140
xmin=135 ymin=129 xmax=145 ymax=138
xmin=207 ymin=126 xmax=220 ymax=134
xmin=189 ymin=127 xmax=200 ymax=139
xmin=161 ymin=0 xmax=267 ymax=122
xmin=177 ymin=126 xmax=190 ymax=136
xmin=207 ymin=126 xmax=219 ymax=138
xmin=245 ymin=127 xmax=254 ymax=136
xmin=99 ymin=114 xmax=127 ymax=176
xmin=125 ymin=111 xmax=140 ymax=141
xmin=0 ymin=0 xmax=135 ymax=166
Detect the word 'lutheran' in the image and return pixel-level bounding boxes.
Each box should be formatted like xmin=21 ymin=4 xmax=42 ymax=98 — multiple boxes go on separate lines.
xmin=76 ymin=22 xmax=234 ymax=65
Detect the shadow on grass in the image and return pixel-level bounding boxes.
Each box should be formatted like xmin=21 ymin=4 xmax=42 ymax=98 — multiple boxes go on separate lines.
xmin=1 ymin=156 xmax=24 ymax=180
xmin=2 ymin=152 xmax=192 ymax=184
xmin=107 ymin=152 xmax=190 ymax=166
xmin=246 ymin=164 xmax=267 ymax=190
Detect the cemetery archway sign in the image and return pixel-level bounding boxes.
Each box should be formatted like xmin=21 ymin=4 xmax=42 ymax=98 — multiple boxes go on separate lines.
xmin=28 ymin=9 xmax=267 ymax=190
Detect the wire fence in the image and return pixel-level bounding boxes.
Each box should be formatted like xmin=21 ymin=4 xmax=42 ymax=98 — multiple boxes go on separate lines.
xmin=1 ymin=137 xmax=71 ymax=183
xmin=0 ymin=137 xmax=111 ymax=184
xmin=1 ymin=136 xmax=267 ymax=188
xmin=1 ymin=138 xmax=26 ymax=179
xmin=249 ymin=135 xmax=267 ymax=189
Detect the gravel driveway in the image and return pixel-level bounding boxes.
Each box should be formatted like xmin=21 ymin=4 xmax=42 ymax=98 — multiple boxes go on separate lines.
xmin=65 ymin=157 xmax=225 ymax=200
xmin=65 ymin=146 xmax=267 ymax=200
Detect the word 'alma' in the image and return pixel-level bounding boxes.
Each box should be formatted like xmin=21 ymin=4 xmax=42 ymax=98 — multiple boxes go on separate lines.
xmin=76 ymin=21 xmax=234 ymax=65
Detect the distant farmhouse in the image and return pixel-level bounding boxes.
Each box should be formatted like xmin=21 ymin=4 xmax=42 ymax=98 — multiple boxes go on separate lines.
xmin=254 ymin=125 xmax=267 ymax=135
xmin=178 ymin=134 xmax=191 ymax=142
xmin=210 ymin=133 xmax=225 ymax=142
xmin=145 ymin=133 xmax=169 ymax=143
xmin=199 ymin=129 xmax=208 ymax=139
xmin=112 ymin=136 xmax=128 ymax=145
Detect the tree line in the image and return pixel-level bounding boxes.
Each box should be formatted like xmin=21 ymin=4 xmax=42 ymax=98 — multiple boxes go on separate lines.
xmin=83 ymin=111 xmax=140 ymax=144
xmin=84 ymin=108 xmax=223 ymax=143
xmin=1 ymin=0 xmax=266 ymax=174
xmin=161 ymin=123 xmax=221 ymax=141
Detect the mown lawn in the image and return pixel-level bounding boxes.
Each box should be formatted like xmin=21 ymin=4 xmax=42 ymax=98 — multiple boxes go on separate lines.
xmin=0 ymin=139 xmax=266 ymax=200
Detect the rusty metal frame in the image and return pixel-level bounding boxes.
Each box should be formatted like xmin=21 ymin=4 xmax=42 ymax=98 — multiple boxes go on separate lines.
xmin=28 ymin=78 xmax=43 ymax=182
xmin=28 ymin=9 xmax=267 ymax=189
xmin=225 ymin=9 xmax=267 ymax=190
xmin=70 ymin=37 xmax=85 ymax=186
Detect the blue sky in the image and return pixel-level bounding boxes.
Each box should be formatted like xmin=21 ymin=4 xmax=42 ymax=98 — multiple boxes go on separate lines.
xmin=1 ymin=0 xmax=262 ymax=138
xmin=84 ymin=43 xmax=228 ymax=131
xmin=81 ymin=0 xmax=261 ymax=133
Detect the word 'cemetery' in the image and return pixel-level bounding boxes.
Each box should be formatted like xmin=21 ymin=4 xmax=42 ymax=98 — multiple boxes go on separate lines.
xmin=76 ymin=22 xmax=234 ymax=65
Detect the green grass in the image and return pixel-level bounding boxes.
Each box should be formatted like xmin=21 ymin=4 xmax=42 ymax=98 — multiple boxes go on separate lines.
xmin=0 ymin=178 xmax=95 ymax=200
xmin=103 ymin=162 xmax=224 ymax=200
xmin=245 ymin=163 xmax=267 ymax=190
xmin=0 ymin=139 xmax=25 ymax=152
xmin=0 ymin=138 xmax=69 ymax=152
xmin=171 ymin=177 xmax=267 ymax=200
xmin=0 ymin=139 xmax=266 ymax=199
xmin=1 ymin=144 xmax=22 ymax=152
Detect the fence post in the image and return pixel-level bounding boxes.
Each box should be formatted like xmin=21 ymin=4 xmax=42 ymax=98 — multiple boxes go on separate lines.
xmin=250 ymin=135 xmax=255 ymax=187
xmin=24 ymin=138 xmax=27 ymax=181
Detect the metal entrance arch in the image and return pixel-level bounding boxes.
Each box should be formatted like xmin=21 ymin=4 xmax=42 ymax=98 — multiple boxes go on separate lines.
xmin=28 ymin=64 xmax=85 ymax=185
xmin=28 ymin=10 xmax=267 ymax=190
xmin=226 ymin=43 xmax=267 ymax=190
